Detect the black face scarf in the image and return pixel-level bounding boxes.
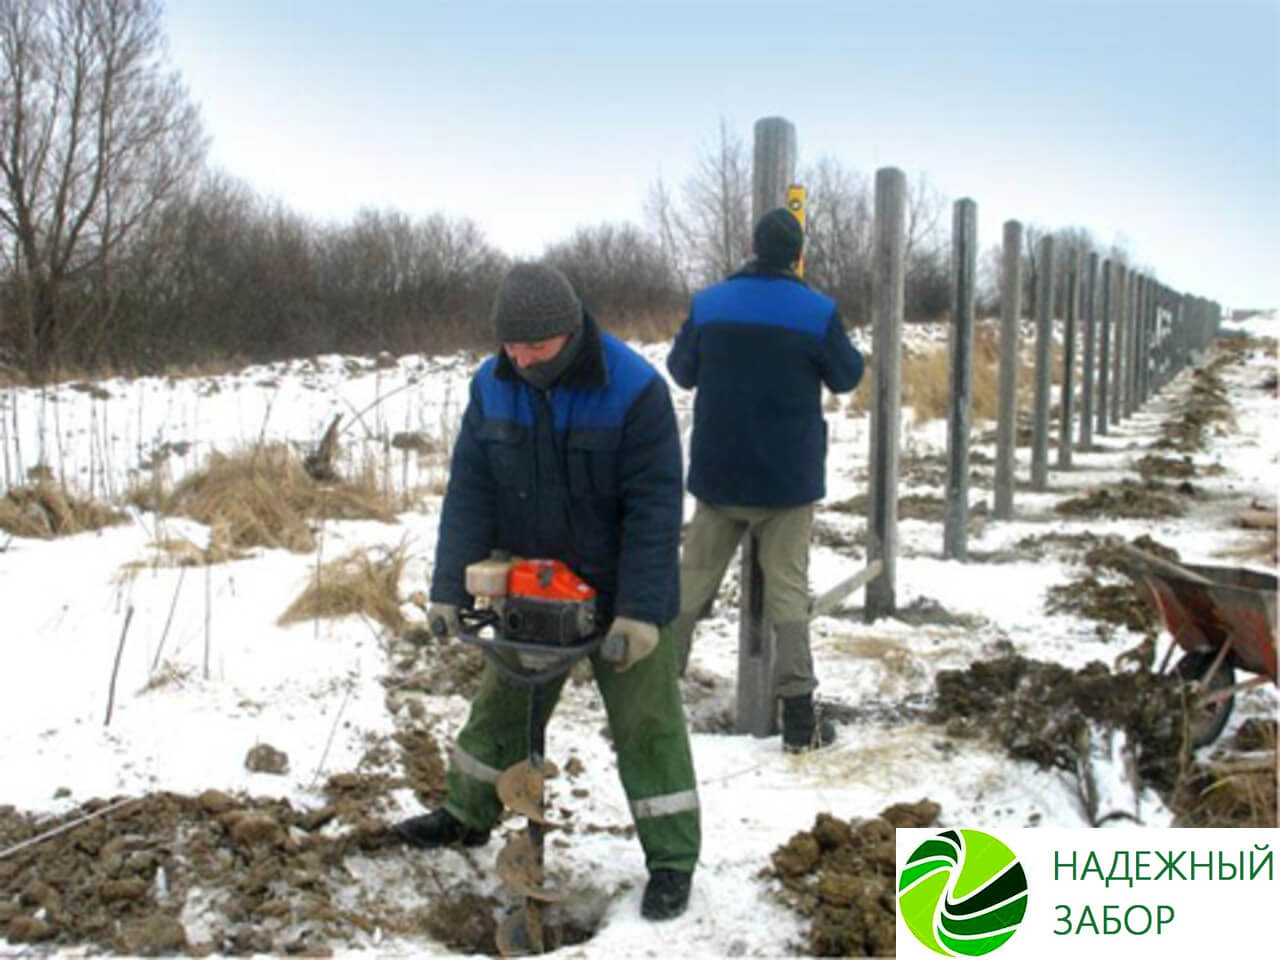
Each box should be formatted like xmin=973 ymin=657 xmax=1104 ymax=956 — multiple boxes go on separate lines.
xmin=511 ymin=324 xmax=584 ymax=391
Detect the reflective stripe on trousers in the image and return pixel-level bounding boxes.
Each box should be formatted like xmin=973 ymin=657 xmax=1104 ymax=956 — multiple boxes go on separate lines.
xmin=452 ymin=744 xmax=502 ymax=784
xmin=631 ymin=788 xmax=700 ymax=821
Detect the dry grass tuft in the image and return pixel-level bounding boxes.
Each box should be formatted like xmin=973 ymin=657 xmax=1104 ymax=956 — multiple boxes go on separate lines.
xmin=117 ymin=533 xmax=252 ymax=580
xmin=0 ymin=477 xmax=128 ymax=538
xmin=896 ymin=327 xmax=1059 ymax=423
xmin=161 ymin=443 xmax=397 ymax=553
xmin=278 ymin=542 xmax=409 ymax=634
xmin=137 ymin=661 xmax=196 ymax=694
xmin=1173 ymin=720 xmax=1277 ymax=827
xmin=609 ymin=307 xmax=685 ymax=344
xmin=1175 ymin=762 xmax=1278 ymax=828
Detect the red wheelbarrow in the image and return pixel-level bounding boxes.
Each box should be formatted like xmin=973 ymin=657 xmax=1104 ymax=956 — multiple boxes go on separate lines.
xmin=1118 ymin=543 xmax=1277 ymax=747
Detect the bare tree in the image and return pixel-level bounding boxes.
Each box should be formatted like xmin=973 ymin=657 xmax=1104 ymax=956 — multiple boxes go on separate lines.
xmin=643 ymin=173 xmax=690 ymax=297
xmin=0 ymin=0 xmax=205 ymax=374
xmin=904 ymin=171 xmax=946 ymax=266
xmin=799 ymin=155 xmax=873 ymax=324
xmin=902 ymin=172 xmax=949 ymax=321
xmin=543 ymin=221 xmax=682 ymax=324
xmin=678 ymin=118 xmax=750 ymax=286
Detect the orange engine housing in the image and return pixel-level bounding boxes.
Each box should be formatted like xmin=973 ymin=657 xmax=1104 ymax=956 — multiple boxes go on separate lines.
xmin=507 ymin=559 xmax=597 ymax=603
xmin=502 ymin=560 xmax=597 ymax=647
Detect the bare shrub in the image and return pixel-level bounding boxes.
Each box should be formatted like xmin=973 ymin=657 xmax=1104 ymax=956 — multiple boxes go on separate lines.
xmin=278 ymin=543 xmax=408 ymax=634
xmin=544 ymin=222 xmax=685 ymax=326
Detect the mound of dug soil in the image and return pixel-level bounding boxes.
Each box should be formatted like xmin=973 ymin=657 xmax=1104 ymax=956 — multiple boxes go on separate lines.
xmin=0 ymin=773 xmax=478 ymax=956
xmin=1044 ymin=534 xmax=1180 ymax=636
xmin=930 ymin=655 xmax=1186 ymax=797
xmin=1054 ymin=480 xmax=1185 ymax=519
xmin=765 ymin=801 xmax=941 ymax=957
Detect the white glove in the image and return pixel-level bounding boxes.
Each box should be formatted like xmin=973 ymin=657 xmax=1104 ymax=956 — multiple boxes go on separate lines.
xmin=605 ymin=617 xmax=660 ymax=672
xmin=427 ymin=603 xmax=460 ymax=638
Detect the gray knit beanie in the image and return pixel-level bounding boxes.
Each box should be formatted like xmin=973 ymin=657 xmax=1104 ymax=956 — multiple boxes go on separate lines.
xmin=492 ymin=262 xmax=583 ymax=343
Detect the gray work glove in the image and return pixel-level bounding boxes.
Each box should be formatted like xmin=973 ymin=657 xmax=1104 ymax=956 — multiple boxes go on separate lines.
xmin=604 ymin=617 xmax=660 ymax=672
xmin=427 ymin=603 xmax=460 ymax=638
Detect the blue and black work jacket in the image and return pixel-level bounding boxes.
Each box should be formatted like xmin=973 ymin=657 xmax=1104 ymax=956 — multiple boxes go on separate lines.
xmin=431 ymin=313 xmax=682 ymax=627
xmin=667 ymin=263 xmax=865 ymax=507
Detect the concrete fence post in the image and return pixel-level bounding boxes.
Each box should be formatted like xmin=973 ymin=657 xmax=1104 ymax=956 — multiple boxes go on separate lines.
xmin=1136 ymin=274 xmax=1150 ymax=405
xmin=943 ymin=198 xmax=977 ymax=559
xmin=1079 ymin=252 xmax=1098 ymax=448
xmin=1096 ymin=258 xmax=1112 ymax=437
xmin=1124 ymin=273 xmax=1139 ymax=418
xmin=1057 ymin=248 xmax=1079 ymax=468
xmin=1111 ymin=265 xmax=1127 ymax=425
xmin=737 ymin=115 xmax=796 ymax=737
xmin=993 ymin=220 xmax=1023 ymax=520
xmin=1030 ymin=234 xmax=1055 ymax=490
xmin=751 ymin=116 xmax=797 ymax=230
xmin=865 ymin=167 xmax=906 ymax=621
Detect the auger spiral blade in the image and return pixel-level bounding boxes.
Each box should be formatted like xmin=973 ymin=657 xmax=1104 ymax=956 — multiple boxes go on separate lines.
xmin=497 ymin=759 xmax=555 ymax=824
xmin=496 ymin=832 xmax=564 ymax=902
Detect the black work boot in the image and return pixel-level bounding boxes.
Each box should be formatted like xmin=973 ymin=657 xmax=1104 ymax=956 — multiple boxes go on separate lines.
xmin=781 ymin=694 xmax=837 ymax=753
xmin=641 ymin=869 xmax=692 ymax=921
xmin=391 ymin=809 xmax=490 ymax=848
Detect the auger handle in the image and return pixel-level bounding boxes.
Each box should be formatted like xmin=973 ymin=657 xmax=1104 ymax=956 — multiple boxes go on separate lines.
xmin=599 ymin=633 xmax=628 ymax=664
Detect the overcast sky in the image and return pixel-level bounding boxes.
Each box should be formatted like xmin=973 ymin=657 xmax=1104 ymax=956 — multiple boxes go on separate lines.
xmin=164 ymin=0 xmax=1279 ymax=308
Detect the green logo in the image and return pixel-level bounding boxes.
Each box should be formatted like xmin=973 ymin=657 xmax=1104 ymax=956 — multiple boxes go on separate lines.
xmin=898 ymin=829 xmax=1028 ymax=956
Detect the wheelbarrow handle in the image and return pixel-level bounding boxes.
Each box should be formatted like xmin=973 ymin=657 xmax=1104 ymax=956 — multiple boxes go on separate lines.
xmin=1116 ymin=542 xmax=1215 ymax=586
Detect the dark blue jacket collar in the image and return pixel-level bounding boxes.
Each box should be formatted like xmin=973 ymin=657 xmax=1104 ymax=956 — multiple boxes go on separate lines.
xmin=729 ymin=259 xmax=810 ymax=286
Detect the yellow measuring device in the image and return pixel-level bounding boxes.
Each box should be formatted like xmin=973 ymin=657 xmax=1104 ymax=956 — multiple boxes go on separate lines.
xmin=787 ymin=183 xmax=807 ymax=277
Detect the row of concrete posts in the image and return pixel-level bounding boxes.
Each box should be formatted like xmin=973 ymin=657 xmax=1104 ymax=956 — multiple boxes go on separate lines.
xmin=733 ymin=115 xmax=1224 ymax=736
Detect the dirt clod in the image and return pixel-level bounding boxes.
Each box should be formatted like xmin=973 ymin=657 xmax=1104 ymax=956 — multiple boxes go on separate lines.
xmin=245 ymin=743 xmax=290 ymax=774
xmin=766 ymin=805 xmax=929 ymax=957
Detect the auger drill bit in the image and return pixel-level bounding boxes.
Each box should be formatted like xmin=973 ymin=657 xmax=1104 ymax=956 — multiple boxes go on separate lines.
xmin=495 ymin=682 xmax=558 ymax=956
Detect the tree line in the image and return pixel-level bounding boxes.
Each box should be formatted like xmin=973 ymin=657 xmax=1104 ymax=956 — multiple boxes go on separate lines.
xmin=1 ymin=0 xmax=1128 ymax=381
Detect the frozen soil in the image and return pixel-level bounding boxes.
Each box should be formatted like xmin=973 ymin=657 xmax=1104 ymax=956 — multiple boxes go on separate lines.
xmin=0 ymin=784 xmax=419 ymax=955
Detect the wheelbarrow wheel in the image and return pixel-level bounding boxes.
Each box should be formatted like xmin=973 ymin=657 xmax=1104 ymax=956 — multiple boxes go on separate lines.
xmin=1174 ymin=650 xmax=1236 ymax=748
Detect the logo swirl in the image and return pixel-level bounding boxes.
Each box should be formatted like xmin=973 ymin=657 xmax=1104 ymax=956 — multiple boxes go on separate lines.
xmin=898 ymin=829 xmax=1028 ymax=956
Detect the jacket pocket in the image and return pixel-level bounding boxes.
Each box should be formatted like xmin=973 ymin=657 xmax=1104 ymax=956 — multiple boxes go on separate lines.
xmin=566 ymin=429 xmax=620 ymax=498
xmin=479 ymin=419 xmax=530 ymax=493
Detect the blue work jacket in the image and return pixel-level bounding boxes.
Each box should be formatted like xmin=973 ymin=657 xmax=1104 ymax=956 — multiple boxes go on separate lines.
xmin=667 ymin=264 xmax=864 ymax=507
xmin=431 ymin=314 xmax=681 ymax=626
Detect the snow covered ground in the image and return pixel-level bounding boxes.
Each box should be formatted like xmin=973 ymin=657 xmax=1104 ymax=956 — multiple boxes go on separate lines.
xmin=0 ymin=311 xmax=1275 ymax=957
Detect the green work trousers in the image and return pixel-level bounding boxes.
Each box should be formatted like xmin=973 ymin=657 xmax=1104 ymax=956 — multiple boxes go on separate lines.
xmin=671 ymin=499 xmax=817 ymax=697
xmin=445 ymin=625 xmax=700 ymax=874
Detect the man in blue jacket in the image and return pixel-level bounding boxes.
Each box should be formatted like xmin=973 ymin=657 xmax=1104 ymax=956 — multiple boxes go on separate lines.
xmin=667 ymin=208 xmax=864 ymax=752
xmin=392 ymin=263 xmax=699 ymax=921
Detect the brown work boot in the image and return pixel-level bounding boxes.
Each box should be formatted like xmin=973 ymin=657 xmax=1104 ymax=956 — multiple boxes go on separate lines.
xmin=782 ymin=694 xmax=837 ymax=753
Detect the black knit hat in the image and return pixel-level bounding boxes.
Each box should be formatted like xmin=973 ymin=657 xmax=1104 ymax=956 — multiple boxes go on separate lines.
xmin=752 ymin=207 xmax=804 ymax=267
xmin=492 ymin=262 xmax=583 ymax=343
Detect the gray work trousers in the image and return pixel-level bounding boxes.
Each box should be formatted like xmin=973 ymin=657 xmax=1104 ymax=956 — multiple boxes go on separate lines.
xmin=671 ymin=499 xmax=816 ymax=697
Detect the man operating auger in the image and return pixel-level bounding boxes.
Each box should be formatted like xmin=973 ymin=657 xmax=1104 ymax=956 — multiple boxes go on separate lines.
xmin=389 ymin=262 xmax=700 ymax=922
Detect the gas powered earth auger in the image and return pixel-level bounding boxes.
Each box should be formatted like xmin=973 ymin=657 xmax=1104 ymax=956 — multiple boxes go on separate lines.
xmin=451 ymin=557 xmax=628 ymax=956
